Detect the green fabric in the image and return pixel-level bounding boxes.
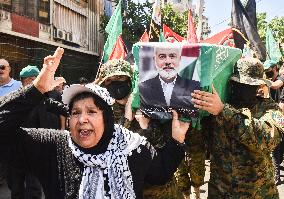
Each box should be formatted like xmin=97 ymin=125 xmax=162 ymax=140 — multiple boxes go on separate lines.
xmin=263 ymin=59 xmax=278 ymax=70
xmin=19 ymin=65 xmax=39 ymax=78
xmin=193 ymin=44 xmax=242 ymax=120
xmin=103 ymin=0 xmax=122 ymax=63
xmin=266 ymin=27 xmax=282 ymax=64
xmin=131 ymin=45 xmax=141 ymax=111
xmin=159 ymin=29 xmax=166 ymax=42
xmin=131 ymin=43 xmax=242 ymax=125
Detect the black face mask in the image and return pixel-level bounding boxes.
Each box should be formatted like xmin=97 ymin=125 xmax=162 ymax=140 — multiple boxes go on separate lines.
xmin=106 ymin=80 xmax=132 ymax=100
xmin=229 ymin=81 xmax=258 ymax=107
xmin=265 ymin=70 xmax=274 ymax=79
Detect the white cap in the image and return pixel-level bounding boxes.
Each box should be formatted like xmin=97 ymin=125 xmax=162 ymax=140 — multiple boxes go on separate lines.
xmin=62 ymin=83 xmax=115 ymax=106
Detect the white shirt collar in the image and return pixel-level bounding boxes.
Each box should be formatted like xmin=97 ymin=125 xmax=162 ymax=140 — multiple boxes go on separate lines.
xmin=158 ymin=76 xmax=177 ymax=106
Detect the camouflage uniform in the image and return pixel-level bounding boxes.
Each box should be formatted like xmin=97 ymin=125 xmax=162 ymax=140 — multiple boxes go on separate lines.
xmin=204 ymin=58 xmax=284 ymax=199
xmin=97 ymin=59 xmax=206 ymax=199
xmin=141 ymin=120 xmax=206 ymax=199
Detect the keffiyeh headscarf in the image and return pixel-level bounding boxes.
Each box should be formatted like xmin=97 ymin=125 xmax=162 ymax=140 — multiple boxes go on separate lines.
xmin=68 ymin=124 xmax=148 ymax=199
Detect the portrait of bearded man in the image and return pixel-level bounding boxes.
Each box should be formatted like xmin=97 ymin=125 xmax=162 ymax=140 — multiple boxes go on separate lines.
xmin=139 ymin=45 xmax=200 ymax=119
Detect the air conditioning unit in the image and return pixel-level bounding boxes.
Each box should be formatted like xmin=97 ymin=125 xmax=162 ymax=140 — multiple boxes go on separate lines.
xmin=65 ymin=32 xmax=73 ymax=42
xmin=54 ymin=28 xmax=65 ymax=40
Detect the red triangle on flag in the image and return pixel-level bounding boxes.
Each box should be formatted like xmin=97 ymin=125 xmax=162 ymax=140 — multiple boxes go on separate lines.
xmin=109 ymin=35 xmax=127 ymax=60
xmin=201 ymin=28 xmax=235 ymax=47
xmin=139 ymin=30 xmax=149 ymax=42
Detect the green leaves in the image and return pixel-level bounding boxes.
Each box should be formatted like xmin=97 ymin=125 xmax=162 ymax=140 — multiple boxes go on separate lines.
xmin=162 ymin=4 xmax=188 ymax=38
xmin=100 ymin=0 xmax=152 ymax=45
xmin=257 ymin=13 xmax=284 ymax=47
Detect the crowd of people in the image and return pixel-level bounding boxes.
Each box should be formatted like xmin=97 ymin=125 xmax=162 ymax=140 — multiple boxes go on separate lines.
xmin=0 ymin=46 xmax=283 ymax=199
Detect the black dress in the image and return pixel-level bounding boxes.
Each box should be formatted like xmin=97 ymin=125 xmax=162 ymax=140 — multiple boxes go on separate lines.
xmin=0 ymin=85 xmax=185 ymax=199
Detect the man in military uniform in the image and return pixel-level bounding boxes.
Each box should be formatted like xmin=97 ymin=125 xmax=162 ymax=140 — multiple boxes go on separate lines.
xmin=192 ymin=57 xmax=284 ymax=198
xmin=264 ymin=59 xmax=284 ymax=185
xmin=95 ymin=59 xmax=136 ymax=129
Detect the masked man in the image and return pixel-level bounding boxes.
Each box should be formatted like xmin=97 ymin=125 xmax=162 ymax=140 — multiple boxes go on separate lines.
xmin=95 ymin=59 xmax=135 ymax=129
xmin=192 ymin=57 xmax=284 ymax=198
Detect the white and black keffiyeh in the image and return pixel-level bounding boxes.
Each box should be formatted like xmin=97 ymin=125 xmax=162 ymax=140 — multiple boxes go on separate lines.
xmin=68 ymin=124 xmax=149 ymax=199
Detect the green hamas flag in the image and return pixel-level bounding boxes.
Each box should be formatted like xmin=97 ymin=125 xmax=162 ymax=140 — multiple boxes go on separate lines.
xmin=266 ymin=27 xmax=282 ymax=63
xmin=131 ymin=42 xmax=242 ymax=124
xmin=103 ymin=0 xmax=122 ymax=63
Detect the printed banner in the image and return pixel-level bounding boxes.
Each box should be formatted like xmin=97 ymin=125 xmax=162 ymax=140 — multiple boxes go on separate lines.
xmin=132 ymin=42 xmax=242 ymax=121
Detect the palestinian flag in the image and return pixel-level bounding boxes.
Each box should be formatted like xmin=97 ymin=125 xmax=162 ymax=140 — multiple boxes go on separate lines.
xmin=132 ymin=42 xmax=242 ymax=123
xmin=102 ymin=0 xmax=122 ymax=63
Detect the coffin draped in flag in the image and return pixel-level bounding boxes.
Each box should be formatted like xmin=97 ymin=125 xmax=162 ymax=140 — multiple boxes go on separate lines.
xmin=131 ymin=42 xmax=242 ymax=123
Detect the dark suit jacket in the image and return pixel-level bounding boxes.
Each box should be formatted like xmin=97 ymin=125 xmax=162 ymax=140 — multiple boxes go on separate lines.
xmin=139 ymin=75 xmax=200 ymax=119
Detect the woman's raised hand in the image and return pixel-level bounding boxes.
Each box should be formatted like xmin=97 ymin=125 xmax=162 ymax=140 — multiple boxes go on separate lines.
xmin=33 ymin=47 xmax=65 ymax=93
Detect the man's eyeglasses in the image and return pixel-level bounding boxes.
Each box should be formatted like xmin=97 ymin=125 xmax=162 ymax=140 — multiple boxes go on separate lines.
xmin=0 ymin=65 xmax=7 ymax=70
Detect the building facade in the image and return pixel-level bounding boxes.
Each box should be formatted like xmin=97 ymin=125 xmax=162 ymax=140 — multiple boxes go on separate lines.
xmin=0 ymin=0 xmax=105 ymax=83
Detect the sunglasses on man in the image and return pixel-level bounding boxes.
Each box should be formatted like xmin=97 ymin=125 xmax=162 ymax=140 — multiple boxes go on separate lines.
xmin=0 ymin=65 xmax=7 ymax=70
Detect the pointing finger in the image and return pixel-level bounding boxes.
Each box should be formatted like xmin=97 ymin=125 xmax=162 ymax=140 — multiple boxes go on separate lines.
xmin=172 ymin=110 xmax=178 ymax=120
xmin=53 ymin=47 xmax=64 ymax=59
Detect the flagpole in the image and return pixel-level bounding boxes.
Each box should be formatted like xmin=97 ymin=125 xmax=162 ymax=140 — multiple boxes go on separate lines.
xmin=95 ymin=0 xmax=123 ymax=81
xmin=95 ymin=51 xmax=105 ymax=80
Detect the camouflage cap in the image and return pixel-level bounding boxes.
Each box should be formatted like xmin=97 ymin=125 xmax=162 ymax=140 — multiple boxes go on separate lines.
xmin=231 ymin=57 xmax=271 ymax=86
xmin=96 ymin=59 xmax=133 ymax=85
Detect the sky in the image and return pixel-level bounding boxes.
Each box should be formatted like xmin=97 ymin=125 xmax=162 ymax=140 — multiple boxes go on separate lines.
xmin=136 ymin=0 xmax=284 ymax=36
xmin=199 ymin=0 xmax=284 ymax=36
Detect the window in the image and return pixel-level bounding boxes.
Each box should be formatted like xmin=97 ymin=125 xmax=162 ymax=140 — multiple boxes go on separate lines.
xmin=0 ymin=0 xmax=50 ymax=24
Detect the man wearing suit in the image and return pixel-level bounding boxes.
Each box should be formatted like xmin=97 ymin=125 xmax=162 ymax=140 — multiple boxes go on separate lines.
xmin=139 ymin=46 xmax=200 ymax=119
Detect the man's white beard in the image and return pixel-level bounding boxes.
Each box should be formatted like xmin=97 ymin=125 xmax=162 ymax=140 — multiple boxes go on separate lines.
xmin=157 ymin=67 xmax=178 ymax=80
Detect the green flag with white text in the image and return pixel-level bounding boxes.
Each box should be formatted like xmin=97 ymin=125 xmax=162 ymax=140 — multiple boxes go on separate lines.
xmin=103 ymin=0 xmax=122 ymax=63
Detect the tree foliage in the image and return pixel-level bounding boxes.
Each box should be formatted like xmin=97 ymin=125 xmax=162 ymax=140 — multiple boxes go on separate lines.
xmin=257 ymin=13 xmax=284 ymax=44
xmin=161 ymin=4 xmax=189 ymax=37
xmin=100 ymin=0 xmax=152 ymax=45
xmin=100 ymin=1 xmax=210 ymax=45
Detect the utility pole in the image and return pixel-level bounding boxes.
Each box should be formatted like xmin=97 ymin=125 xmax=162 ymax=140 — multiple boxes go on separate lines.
xmin=196 ymin=0 xmax=204 ymax=41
